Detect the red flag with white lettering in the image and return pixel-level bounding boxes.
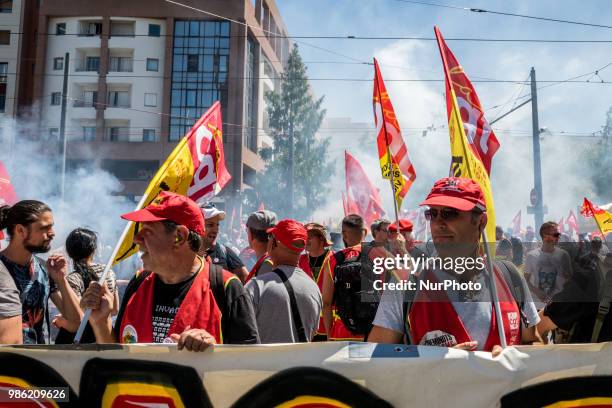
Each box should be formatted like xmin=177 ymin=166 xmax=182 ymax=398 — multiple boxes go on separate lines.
xmin=345 ymin=151 xmax=384 ymax=225
xmin=187 ymin=101 xmax=231 ymax=204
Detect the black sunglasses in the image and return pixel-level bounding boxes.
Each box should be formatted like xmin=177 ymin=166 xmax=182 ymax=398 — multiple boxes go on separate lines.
xmin=424 ymin=208 xmax=483 ymax=221
xmin=544 ymin=232 xmax=561 ymax=238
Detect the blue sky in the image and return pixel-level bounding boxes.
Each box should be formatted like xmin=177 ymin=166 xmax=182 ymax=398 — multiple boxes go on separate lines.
xmin=276 ymin=0 xmax=612 ymax=228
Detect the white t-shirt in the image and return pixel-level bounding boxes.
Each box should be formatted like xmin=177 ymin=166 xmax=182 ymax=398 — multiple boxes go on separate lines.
xmin=373 ymin=264 xmax=540 ymax=350
xmin=524 ymin=246 xmax=573 ymax=302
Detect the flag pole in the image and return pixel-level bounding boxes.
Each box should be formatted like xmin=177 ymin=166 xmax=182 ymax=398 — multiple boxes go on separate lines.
xmin=73 ymin=194 xmax=148 ymax=344
xmin=434 ymin=27 xmax=506 ymax=347
xmin=374 ymin=59 xmax=411 ymax=345
xmin=373 ymin=60 xmax=401 ymax=231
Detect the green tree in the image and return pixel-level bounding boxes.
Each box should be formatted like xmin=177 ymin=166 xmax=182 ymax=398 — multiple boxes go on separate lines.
xmin=256 ymin=44 xmax=333 ymax=220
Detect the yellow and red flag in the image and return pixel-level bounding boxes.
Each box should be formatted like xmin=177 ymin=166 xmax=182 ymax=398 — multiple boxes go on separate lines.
xmin=114 ymin=102 xmax=231 ymax=263
xmin=373 ymin=58 xmax=416 ymax=210
xmin=434 ymin=26 xmax=497 ymax=243
xmin=434 ymin=29 xmax=500 ymax=175
xmin=581 ymin=197 xmax=612 ymax=235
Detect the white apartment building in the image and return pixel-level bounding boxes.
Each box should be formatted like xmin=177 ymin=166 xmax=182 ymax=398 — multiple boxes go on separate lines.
xmin=41 ymin=16 xmax=166 ymax=144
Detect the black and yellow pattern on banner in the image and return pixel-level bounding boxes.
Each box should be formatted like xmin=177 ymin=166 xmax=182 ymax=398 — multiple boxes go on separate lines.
xmin=501 ymin=376 xmax=612 ymax=408
xmin=0 ymin=353 xmax=78 ymax=408
xmin=231 ymin=367 xmax=392 ymax=408
xmin=79 ymin=358 xmax=213 ymax=408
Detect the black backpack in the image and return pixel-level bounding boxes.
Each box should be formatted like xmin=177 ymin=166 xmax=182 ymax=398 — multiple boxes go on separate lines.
xmin=333 ymin=243 xmax=386 ymax=336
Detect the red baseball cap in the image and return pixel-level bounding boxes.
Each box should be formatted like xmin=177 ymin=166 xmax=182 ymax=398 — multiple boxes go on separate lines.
xmin=121 ymin=191 xmax=205 ymax=236
xmin=389 ymin=219 xmax=414 ymax=233
xmin=267 ymin=219 xmax=307 ymax=253
xmin=420 ymin=177 xmax=486 ymax=212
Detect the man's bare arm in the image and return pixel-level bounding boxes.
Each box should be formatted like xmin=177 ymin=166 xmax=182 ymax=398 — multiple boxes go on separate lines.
xmin=0 ymin=316 xmax=22 ymax=344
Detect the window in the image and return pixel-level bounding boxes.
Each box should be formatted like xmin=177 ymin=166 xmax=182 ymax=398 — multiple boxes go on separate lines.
xmin=107 ymin=127 xmax=129 ymax=142
xmin=244 ymin=36 xmax=257 ymax=150
xmin=82 ymin=90 xmax=97 ymax=107
xmin=169 ymin=20 xmax=230 ymax=141
xmin=146 ymin=58 xmax=159 ymax=72
xmin=83 ymin=126 xmax=96 ymax=141
xmin=109 ymin=56 xmax=132 ymax=72
xmin=101 ymin=160 xmax=159 ymax=179
xmin=108 ymin=91 xmax=130 ymax=107
xmin=187 ymin=54 xmax=198 ymax=72
xmin=56 ymin=23 xmax=66 ymax=35
xmin=0 ymin=62 xmax=7 ymax=83
xmin=0 ymin=30 xmax=10 ymax=45
xmin=51 ymin=92 xmax=61 ymax=105
xmin=53 ymin=57 xmax=63 ymax=70
xmin=80 ymin=21 xmax=102 ymax=36
xmin=143 ymin=129 xmax=156 ymax=142
xmin=110 ymin=21 xmax=134 ymax=37
xmin=144 ymin=93 xmax=157 ymax=107
xmin=85 ymin=56 xmax=100 ymax=72
xmin=0 ymin=0 xmax=12 ymax=13
xmin=148 ymin=24 xmax=161 ymax=37
xmin=0 ymin=82 xmax=5 ymax=112
xmin=48 ymin=128 xmax=59 ymax=141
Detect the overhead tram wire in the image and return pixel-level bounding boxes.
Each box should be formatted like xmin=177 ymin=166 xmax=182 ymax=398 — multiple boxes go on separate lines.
xmin=390 ymin=0 xmax=612 ymax=29
xmin=164 ymin=0 xmax=368 ymax=65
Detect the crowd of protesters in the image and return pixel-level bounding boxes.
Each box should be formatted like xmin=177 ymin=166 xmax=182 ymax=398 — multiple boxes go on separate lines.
xmin=1 ymin=177 xmax=611 ymax=354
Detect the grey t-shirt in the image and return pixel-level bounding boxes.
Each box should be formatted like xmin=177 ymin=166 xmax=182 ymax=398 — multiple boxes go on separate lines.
xmin=0 ymin=260 xmax=21 ymax=318
xmin=525 ymin=247 xmax=573 ymax=303
xmin=373 ymin=265 xmax=540 ymax=350
xmin=245 ymin=264 xmax=322 ymax=343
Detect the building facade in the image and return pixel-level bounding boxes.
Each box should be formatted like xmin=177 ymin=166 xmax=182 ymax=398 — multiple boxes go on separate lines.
xmin=31 ymin=0 xmax=289 ymax=202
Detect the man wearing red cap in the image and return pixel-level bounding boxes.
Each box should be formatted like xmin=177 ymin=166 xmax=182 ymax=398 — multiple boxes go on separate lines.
xmin=369 ymin=177 xmax=540 ymax=355
xmin=245 ymin=219 xmax=322 ymax=343
xmin=81 ymin=192 xmax=259 ymax=350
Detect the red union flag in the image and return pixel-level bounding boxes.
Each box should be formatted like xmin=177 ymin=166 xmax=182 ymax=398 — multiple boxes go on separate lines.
xmin=435 ymin=28 xmax=500 ymax=175
xmin=114 ymin=102 xmax=231 ymax=263
xmin=345 ymin=151 xmax=384 ymax=225
xmin=187 ymin=101 xmax=231 ymax=204
xmin=0 ymin=161 xmax=18 ymax=207
xmin=0 ymin=161 xmax=18 ymax=242
xmin=373 ymin=58 xmax=416 ymax=209
xmin=566 ymin=210 xmax=580 ymax=235
xmin=581 ymin=197 xmax=612 ymax=236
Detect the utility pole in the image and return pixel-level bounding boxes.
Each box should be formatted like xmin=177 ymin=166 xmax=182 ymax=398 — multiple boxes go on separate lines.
xmin=58 ymin=52 xmax=70 ymax=201
xmin=288 ymin=121 xmax=294 ymax=214
xmin=530 ymin=67 xmax=544 ymax=231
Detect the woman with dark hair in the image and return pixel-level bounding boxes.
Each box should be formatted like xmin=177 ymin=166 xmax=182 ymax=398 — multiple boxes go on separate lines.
xmin=53 ymin=228 xmax=118 ymax=344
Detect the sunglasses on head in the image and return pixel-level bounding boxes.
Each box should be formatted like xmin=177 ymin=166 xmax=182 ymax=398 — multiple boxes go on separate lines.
xmin=424 ymin=208 xmax=483 ymax=221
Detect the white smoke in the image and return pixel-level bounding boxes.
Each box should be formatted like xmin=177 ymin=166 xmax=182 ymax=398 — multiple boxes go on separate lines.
xmin=0 ymin=115 xmax=139 ymax=278
xmin=311 ymin=39 xmax=608 ymax=234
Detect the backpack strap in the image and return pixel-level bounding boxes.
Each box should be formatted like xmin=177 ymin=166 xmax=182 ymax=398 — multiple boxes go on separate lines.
xmin=495 ymin=260 xmax=529 ymax=335
xmin=209 ymin=262 xmax=226 ymax=315
xmin=272 ymin=268 xmax=308 ymax=342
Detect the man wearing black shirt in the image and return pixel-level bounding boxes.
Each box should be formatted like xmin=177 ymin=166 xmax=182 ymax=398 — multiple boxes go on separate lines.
xmin=200 ymin=203 xmax=248 ymax=282
xmin=81 ymin=192 xmax=259 ymax=350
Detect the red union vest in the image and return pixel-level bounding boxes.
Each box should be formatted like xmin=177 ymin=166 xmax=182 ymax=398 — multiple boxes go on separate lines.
xmin=408 ymin=265 xmax=521 ymax=351
xmin=119 ymin=259 xmax=222 ymax=344
xmin=299 ymin=250 xmax=337 ymax=336
xmin=245 ymin=253 xmax=272 ymax=283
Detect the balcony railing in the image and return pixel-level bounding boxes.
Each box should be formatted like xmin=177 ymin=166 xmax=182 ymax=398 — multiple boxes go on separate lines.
xmin=75 ymin=59 xmax=100 ymax=73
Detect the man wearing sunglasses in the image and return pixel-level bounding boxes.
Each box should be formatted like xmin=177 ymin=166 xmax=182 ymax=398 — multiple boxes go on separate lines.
xmin=369 ymin=177 xmax=540 ymax=355
xmin=524 ymin=221 xmax=573 ymax=306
